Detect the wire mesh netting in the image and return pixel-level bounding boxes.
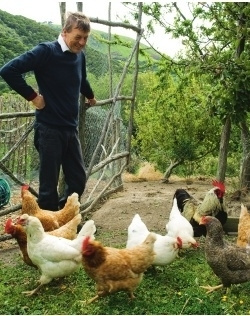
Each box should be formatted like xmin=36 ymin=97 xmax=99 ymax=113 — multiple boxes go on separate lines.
xmin=0 ymin=92 xmax=128 ymax=207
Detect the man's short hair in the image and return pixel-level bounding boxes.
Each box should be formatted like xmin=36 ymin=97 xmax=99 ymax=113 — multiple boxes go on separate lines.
xmin=64 ymin=12 xmax=90 ymax=33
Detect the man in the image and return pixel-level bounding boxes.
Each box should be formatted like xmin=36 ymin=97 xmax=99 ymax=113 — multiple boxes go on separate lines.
xmin=0 ymin=12 xmax=96 ymax=210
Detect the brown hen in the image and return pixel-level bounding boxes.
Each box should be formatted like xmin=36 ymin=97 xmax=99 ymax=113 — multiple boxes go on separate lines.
xmin=21 ymin=185 xmax=80 ymax=231
xmin=81 ymin=233 xmax=156 ymax=303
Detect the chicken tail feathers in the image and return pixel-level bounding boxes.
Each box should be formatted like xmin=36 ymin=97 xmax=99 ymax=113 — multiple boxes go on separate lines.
xmin=174 ymin=189 xmax=192 ymax=212
xmin=65 ymin=193 xmax=80 ymax=217
xmin=215 ymin=210 xmax=228 ymax=226
xmin=78 ymin=220 xmax=96 ymax=238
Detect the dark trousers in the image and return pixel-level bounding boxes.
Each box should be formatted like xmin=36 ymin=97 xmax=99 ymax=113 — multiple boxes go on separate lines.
xmin=34 ymin=122 xmax=86 ymax=211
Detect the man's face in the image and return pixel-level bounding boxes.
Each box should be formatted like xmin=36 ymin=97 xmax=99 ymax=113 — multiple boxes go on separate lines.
xmin=62 ymin=26 xmax=89 ymax=53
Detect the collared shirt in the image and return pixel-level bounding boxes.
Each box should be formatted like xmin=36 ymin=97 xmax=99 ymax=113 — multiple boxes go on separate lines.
xmin=58 ymin=34 xmax=70 ymax=52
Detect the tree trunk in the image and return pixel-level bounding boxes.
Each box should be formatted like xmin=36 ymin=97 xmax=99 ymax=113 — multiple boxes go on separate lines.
xmin=216 ymin=115 xmax=231 ymax=182
xmin=240 ymin=120 xmax=250 ymax=190
xmin=236 ymin=3 xmax=249 ymax=190
xmin=59 ymin=2 xmax=66 ymax=26
xmin=162 ymin=160 xmax=183 ymax=183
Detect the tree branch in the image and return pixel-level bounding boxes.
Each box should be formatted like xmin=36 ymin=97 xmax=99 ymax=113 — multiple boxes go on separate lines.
xmin=90 ymin=17 xmax=142 ymax=33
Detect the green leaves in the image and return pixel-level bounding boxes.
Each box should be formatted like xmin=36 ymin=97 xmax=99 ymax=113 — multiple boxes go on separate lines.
xmin=134 ymin=68 xmax=220 ymax=174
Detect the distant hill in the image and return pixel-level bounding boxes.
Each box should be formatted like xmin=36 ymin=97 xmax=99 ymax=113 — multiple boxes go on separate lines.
xmin=0 ymin=9 xmax=160 ymax=92
xmin=0 ymin=10 xmax=61 ymax=59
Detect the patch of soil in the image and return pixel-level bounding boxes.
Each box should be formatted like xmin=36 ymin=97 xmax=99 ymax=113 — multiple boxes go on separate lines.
xmin=91 ymin=177 xmax=250 ymax=246
xmin=0 ymin=246 xmax=20 ymax=266
xmin=0 ymin=171 xmax=249 ymax=264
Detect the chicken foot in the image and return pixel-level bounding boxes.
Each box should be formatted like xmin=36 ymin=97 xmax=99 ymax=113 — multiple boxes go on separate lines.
xmin=22 ymin=283 xmax=44 ymax=296
xmin=80 ymin=288 xmax=136 ymax=304
xmin=84 ymin=295 xmax=100 ymax=304
xmin=80 ymin=290 xmax=105 ymax=304
xmin=199 ymin=284 xmax=223 ymax=293
xmin=129 ymin=292 xmax=136 ymax=299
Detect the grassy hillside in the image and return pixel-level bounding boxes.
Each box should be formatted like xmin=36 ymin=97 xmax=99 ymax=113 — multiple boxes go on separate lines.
xmin=0 ymin=10 xmax=59 ymax=63
xmin=0 ymin=9 xmax=159 ymax=93
xmin=88 ymin=29 xmax=160 ymax=61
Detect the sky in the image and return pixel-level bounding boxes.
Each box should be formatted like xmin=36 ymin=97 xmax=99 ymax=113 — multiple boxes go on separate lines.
xmin=0 ymin=0 xmax=184 ymax=57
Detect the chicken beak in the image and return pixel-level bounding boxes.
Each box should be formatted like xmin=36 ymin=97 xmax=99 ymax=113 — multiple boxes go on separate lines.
xmin=199 ymin=216 xmax=206 ymax=225
xmin=15 ymin=216 xmax=21 ymax=225
xmin=16 ymin=216 xmax=27 ymax=226
xmin=191 ymin=242 xmax=199 ymax=248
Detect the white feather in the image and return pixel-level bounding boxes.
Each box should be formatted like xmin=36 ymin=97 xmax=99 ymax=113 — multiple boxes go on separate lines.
xmin=166 ymin=198 xmax=197 ymax=248
xmin=126 ymin=213 xmax=179 ymax=266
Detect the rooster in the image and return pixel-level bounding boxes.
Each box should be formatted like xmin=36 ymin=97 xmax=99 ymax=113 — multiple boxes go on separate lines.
xmin=4 ymin=214 xmax=82 ymax=268
xmin=166 ymin=197 xmax=198 ymax=248
xmin=21 ymin=185 xmax=80 ymax=231
xmin=81 ymin=233 xmax=156 ymax=303
xmin=126 ymin=213 xmax=181 ymax=266
xmin=17 ymin=214 xmax=96 ymax=296
xmin=199 ymin=216 xmax=250 ymax=293
xmin=174 ymin=180 xmax=227 ymax=237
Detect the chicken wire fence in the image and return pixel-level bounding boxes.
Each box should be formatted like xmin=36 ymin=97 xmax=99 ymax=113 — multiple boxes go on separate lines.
xmin=0 ymin=90 xmax=128 ymax=205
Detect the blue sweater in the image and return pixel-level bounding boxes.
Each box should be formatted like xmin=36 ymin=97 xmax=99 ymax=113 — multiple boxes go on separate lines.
xmin=0 ymin=41 xmax=94 ymax=128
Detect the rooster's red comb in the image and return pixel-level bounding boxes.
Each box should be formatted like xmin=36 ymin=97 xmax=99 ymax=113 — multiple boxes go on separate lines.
xmin=21 ymin=184 xmax=29 ymax=191
xmin=212 ymin=180 xmax=225 ymax=193
xmin=21 ymin=184 xmax=29 ymax=197
xmin=82 ymin=236 xmax=91 ymax=252
xmin=4 ymin=218 xmax=13 ymax=233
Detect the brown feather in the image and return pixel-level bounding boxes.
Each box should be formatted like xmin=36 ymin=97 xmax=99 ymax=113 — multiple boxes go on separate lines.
xmin=21 ymin=188 xmax=80 ymax=231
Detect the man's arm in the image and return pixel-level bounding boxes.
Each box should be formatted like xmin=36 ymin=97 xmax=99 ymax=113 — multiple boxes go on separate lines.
xmin=0 ymin=45 xmax=48 ymax=102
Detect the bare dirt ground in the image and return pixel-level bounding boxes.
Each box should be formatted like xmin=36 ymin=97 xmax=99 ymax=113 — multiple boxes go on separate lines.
xmin=1 ymin=164 xmax=250 ymax=265
xmin=91 ymin=174 xmax=249 ymax=246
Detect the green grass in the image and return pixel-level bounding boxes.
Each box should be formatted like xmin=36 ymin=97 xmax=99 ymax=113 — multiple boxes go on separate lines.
xmin=0 ymin=236 xmax=250 ymax=315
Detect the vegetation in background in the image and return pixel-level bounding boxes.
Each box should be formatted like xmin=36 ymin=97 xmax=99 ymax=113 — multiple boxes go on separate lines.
xmin=132 ymin=69 xmax=241 ymax=179
xmin=128 ymin=2 xmax=250 ymax=186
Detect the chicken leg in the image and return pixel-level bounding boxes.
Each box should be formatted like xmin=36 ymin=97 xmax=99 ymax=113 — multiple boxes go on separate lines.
xmin=85 ymin=295 xmax=100 ymax=304
xmin=22 ymin=283 xmax=44 ymax=296
xmin=81 ymin=288 xmax=136 ymax=304
xmin=199 ymin=284 xmax=223 ymax=293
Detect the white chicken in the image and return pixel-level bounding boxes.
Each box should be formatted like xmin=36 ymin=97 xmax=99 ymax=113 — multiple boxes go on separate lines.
xmin=126 ymin=214 xmax=181 ymax=266
xmin=17 ymin=214 xmax=96 ymax=296
xmin=166 ymin=198 xmax=198 ymax=249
